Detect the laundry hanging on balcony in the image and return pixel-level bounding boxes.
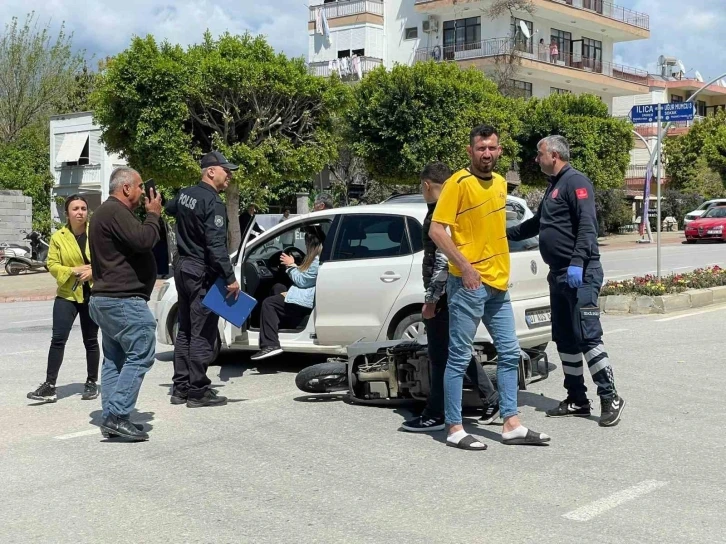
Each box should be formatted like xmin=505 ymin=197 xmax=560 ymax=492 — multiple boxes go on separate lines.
xmin=351 ymin=55 xmax=362 ymax=80
xmin=315 ymin=8 xmax=330 ymax=39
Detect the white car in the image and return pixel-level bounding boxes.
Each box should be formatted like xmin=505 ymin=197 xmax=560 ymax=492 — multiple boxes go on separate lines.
xmin=684 ymin=199 xmax=726 ymax=226
xmin=153 ymin=196 xmax=552 ymax=359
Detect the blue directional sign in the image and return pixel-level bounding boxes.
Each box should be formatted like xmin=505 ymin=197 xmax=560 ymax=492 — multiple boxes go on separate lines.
xmin=630 ymin=103 xmax=695 ymax=124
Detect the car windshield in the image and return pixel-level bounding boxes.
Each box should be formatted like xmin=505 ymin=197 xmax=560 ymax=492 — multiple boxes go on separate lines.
xmin=703 ymin=207 xmax=726 ymax=218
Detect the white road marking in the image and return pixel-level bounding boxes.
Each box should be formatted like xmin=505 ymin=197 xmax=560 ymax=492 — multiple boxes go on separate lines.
xmin=655 ymin=305 xmax=726 ymax=323
xmin=4 ymin=349 xmax=43 ymax=356
xmin=562 ymin=480 xmax=668 ymax=522
xmin=603 ymin=328 xmax=628 ymax=335
xmin=8 ymin=318 xmax=52 ymax=324
xmin=54 ymin=420 xmax=162 ymax=440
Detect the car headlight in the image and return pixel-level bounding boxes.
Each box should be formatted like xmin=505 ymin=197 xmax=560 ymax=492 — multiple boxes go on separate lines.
xmin=158 ymin=282 xmax=170 ymax=300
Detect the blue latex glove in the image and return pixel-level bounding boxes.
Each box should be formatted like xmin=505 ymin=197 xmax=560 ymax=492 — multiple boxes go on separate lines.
xmin=566 ymin=266 xmax=583 ymax=289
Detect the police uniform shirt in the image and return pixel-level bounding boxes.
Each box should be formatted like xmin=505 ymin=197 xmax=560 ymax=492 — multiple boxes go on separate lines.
xmin=165 ymin=182 xmax=235 ymax=284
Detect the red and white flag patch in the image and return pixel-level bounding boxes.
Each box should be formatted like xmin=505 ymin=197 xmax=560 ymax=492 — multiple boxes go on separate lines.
xmin=575 ymin=188 xmax=588 ymax=200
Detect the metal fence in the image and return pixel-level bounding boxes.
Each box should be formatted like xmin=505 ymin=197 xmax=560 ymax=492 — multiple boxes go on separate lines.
xmin=414 ymin=37 xmax=649 ymax=86
xmin=309 ymin=0 xmax=384 ymax=21
xmin=308 ymin=57 xmax=383 ymax=78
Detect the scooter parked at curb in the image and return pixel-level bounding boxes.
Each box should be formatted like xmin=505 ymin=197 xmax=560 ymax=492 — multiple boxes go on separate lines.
xmin=295 ymin=339 xmax=551 ymax=408
xmin=4 ymin=231 xmax=49 ymax=275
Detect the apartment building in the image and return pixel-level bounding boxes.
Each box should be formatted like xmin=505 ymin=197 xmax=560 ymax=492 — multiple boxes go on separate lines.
xmin=308 ymin=0 xmax=651 ymax=111
xmin=49 ymin=112 xmax=127 ymax=224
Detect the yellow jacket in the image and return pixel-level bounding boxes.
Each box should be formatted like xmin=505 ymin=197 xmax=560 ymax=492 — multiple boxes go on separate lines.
xmin=47 ymin=225 xmax=92 ymax=303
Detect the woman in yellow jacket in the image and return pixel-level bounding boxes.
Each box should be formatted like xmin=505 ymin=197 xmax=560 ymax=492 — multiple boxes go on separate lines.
xmin=27 ymin=195 xmax=100 ymax=403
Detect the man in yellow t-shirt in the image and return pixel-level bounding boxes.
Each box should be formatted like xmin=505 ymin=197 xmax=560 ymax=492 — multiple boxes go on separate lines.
xmin=429 ymin=124 xmax=551 ymax=450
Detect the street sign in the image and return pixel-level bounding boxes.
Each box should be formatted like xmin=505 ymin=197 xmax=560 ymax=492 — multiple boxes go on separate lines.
xmin=630 ymin=102 xmax=695 ymax=124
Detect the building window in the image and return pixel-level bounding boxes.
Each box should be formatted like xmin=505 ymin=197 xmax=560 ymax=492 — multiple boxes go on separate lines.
xmin=337 ymin=50 xmax=350 ymax=58
xmin=443 ymin=17 xmax=481 ymax=58
xmin=510 ymin=18 xmax=533 ymax=54
xmin=510 ymin=80 xmax=533 ymax=99
xmin=404 ymin=27 xmax=418 ymax=40
xmin=582 ymin=38 xmax=602 ymax=61
xmin=671 ymin=94 xmax=684 ymax=102
xmin=550 ymin=29 xmax=572 ymax=65
xmin=550 ymin=87 xmax=570 ymax=95
xmin=697 ymin=100 xmax=707 ymax=116
xmin=352 ymin=48 xmax=365 ymax=57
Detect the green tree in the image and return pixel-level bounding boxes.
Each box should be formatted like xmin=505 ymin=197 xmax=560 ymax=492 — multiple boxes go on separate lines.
xmin=0 ymin=13 xmax=85 ymax=143
xmin=92 ymin=32 xmax=350 ymax=250
xmin=516 ymin=93 xmax=632 ymax=189
xmin=665 ymin=111 xmax=726 ymax=193
xmin=348 ymin=61 xmax=522 ymax=185
xmin=0 ymin=124 xmax=53 ymax=236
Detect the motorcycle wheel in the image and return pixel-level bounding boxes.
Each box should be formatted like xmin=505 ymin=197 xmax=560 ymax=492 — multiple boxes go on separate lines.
xmin=295 ymin=361 xmax=349 ymax=393
xmin=5 ymin=261 xmax=27 ymax=276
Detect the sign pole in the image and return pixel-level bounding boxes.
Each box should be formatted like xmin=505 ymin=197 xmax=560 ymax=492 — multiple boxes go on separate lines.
xmin=656 ymin=104 xmax=662 ymax=280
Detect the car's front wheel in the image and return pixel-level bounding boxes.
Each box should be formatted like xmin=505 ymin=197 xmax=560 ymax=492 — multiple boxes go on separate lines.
xmin=392 ymin=312 xmax=425 ymax=341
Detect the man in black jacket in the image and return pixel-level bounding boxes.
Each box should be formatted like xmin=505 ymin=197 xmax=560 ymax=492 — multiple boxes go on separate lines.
xmin=89 ymin=167 xmax=162 ymax=441
xmin=507 ymin=136 xmax=624 ymax=427
xmin=165 ymin=151 xmax=241 ymax=408
xmin=401 ymin=162 xmax=500 ymax=433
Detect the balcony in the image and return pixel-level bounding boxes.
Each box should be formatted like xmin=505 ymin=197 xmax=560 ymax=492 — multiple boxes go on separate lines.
xmin=414 ymin=37 xmax=649 ymax=93
xmin=414 ymin=0 xmax=649 ymax=41
xmin=308 ymin=0 xmax=384 ymax=22
xmin=53 ymin=164 xmax=102 ymax=192
xmin=308 ymin=57 xmax=383 ymax=79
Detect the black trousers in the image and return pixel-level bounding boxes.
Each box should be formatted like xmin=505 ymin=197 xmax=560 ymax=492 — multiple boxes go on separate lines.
xmin=46 ymin=297 xmax=99 ymax=385
xmin=172 ymin=259 xmax=220 ymax=399
xmin=422 ymin=296 xmax=498 ymax=419
xmin=259 ymin=284 xmax=312 ymax=349
xmin=548 ymin=262 xmax=616 ymax=402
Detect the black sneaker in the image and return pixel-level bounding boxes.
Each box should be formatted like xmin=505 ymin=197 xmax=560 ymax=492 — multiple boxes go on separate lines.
xmin=546 ymin=399 xmax=592 ymax=418
xmin=27 ymin=382 xmax=57 ymax=403
xmin=100 ymin=415 xmax=149 ymax=441
xmin=170 ymin=388 xmax=188 ymax=405
xmin=250 ymin=346 xmax=283 ymax=361
xmin=401 ymin=414 xmax=445 ymax=432
xmin=102 ymin=422 xmax=144 ymax=438
xmin=186 ymin=388 xmax=228 ymax=408
xmin=82 ymin=380 xmax=99 ymax=400
xmin=479 ymin=402 xmax=500 ymax=425
xmin=599 ymin=395 xmax=625 ymax=427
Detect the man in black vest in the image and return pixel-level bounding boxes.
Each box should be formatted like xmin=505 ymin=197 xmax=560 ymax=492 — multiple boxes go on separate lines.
xmin=508 ymin=135 xmax=624 ymax=427
xmin=401 ymin=162 xmax=499 ymax=432
xmin=165 ymin=151 xmax=241 ymax=408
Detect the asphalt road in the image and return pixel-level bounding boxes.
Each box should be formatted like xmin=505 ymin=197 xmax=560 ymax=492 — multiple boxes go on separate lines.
xmin=2 ymin=297 xmax=725 ymax=543
xmin=601 ymin=241 xmax=726 ymax=280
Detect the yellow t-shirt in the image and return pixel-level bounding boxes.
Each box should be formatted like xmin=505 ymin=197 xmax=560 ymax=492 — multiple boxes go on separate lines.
xmin=431 ymin=168 xmax=510 ymax=291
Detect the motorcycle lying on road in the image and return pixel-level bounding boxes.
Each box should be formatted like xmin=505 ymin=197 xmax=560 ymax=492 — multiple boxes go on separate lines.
xmin=295 ymin=339 xmax=550 ymax=408
xmin=4 ymin=231 xmax=49 ymax=275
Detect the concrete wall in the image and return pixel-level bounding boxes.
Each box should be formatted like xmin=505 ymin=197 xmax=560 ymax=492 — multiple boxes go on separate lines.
xmin=0 ymin=190 xmax=33 ymax=245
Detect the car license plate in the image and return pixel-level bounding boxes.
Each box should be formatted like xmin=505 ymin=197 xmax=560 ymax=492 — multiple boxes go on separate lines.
xmin=526 ymin=308 xmax=551 ymax=327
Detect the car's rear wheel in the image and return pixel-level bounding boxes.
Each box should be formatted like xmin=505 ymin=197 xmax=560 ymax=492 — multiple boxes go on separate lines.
xmin=392 ymin=312 xmax=425 ymax=341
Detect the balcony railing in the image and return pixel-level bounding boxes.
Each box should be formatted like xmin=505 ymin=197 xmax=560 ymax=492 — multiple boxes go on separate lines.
xmin=308 ymin=57 xmax=383 ymax=78
xmin=53 ymin=164 xmax=102 ymax=189
xmin=413 ymin=0 xmax=649 ymax=31
xmin=309 ymin=0 xmax=383 ymax=22
xmin=414 ymin=37 xmax=649 ymax=86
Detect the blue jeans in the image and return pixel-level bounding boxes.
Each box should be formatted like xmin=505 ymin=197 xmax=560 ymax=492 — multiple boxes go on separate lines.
xmin=444 ymin=276 xmax=520 ymax=425
xmin=89 ymin=296 xmax=156 ymax=420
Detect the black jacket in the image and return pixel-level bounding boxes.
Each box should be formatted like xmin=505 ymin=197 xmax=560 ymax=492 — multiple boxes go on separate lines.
xmin=89 ymin=197 xmax=160 ymax=300
xmin=422 ymin=202 xmax=437 ymax=290
xmin=165 ymin=182 xmax=235 ymax=284
xmin=508 ymin=165 xmax=599 ymax=272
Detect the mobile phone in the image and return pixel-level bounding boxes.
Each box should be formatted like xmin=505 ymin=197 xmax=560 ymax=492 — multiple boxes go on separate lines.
xmin=144 ymin=178 xmax=156 ymax=199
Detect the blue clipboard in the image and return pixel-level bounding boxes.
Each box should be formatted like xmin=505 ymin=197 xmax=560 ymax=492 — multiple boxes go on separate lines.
xmin=202 ymin=278 xmax=257 ymax=328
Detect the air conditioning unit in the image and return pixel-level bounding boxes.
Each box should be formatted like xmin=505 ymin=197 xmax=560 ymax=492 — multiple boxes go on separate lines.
xmin=422 ymin=16 xmax=438 ymax=33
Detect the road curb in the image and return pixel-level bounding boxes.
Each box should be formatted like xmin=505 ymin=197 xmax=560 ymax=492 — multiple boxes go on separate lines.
xmin=600 ymin=286 xmax=726 ymax=315
xmin=0 ymin=294 xmax=56 ymax=303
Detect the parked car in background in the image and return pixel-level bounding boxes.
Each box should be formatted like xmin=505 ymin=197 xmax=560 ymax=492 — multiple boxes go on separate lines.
xmin=153 ymin=197 xmax=551 ymax=361
xmin=684 ymin=199 xmax=726 ymax=227
xmin=684 ymin=206 xmax=726 ymax=243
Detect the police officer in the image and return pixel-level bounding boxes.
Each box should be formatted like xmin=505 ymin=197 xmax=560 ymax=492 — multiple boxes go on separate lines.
xmin=507 ymin=136 xmax=625 ymax=427
xmin=165 ymin=151 xmax=241 ymax=408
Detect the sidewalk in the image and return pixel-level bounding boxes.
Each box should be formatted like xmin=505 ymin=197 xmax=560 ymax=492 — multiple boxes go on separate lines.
xmin=0 ymin=271 xmax=166 ymax=303
xmin=598 ymin=230 xmax=685 ymax=252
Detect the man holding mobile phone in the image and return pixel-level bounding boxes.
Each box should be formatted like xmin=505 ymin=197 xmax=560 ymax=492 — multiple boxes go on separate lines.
xmin=164 ymin=151 xmax=241 ymax=408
